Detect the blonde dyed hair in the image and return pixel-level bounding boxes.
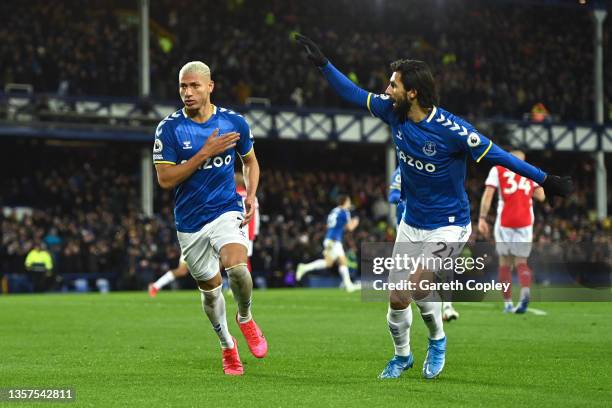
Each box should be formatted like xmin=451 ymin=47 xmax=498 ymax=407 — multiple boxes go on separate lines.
xmin=179 ymin=61 xmax=211 ymax=81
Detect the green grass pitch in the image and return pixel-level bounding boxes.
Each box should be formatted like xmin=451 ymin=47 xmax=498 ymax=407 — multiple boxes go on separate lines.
xmin=1 ymin=289 xmax=611 ymax=407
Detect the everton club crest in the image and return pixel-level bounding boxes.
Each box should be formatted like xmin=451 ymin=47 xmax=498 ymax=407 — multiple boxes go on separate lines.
xmin=423 ymin=141 xmax=437 ymax=156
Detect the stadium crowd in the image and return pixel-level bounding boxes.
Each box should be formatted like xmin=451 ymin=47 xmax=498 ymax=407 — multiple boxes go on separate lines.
xmin=1 ymin=0 xmax=610 ymax=292
xmin=1 ymin=141 xmax=609 ymax=292
xmin=1 ymin=0 xmax=610 ymax=123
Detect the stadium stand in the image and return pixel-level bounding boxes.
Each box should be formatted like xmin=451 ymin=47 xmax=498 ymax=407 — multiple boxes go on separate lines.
xmin=0 ymin=0 xmax=610 ymax=122
xmin=1 ymin=139 xmax=609 ymax=291
xmin=0 ymin=0 xmax=609 ymax=292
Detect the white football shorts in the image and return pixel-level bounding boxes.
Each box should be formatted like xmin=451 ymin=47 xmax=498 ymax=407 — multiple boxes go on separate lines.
xmin=392 ymin=221 xmax=472 ymax=276
xmin=177 ymin=211 xmax=249 ymax=281
xmin=322 ymin=238 xmax=346 ymax=261
xmin=494 ymin=222 xmax=533 ymax=258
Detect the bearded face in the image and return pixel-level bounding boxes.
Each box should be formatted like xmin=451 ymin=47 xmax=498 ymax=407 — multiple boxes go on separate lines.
xmin=391 ymin=91 xmax=411 ymax=119
xmin=385 ymin=71 xmax=412 ymax=119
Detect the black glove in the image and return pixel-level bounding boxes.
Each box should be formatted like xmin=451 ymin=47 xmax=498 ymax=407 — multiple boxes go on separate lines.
xmin=295 ymin=33 xmax=328 ymax=67
xmin=542 ymin=175 xmax=573 ymax=198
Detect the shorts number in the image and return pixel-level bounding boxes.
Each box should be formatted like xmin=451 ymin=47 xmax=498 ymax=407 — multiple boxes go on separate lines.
xmin=432 ymin=242 xmax=454 ymax=258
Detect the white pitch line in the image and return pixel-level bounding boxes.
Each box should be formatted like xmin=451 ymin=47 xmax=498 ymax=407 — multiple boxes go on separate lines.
xmin=526 ymin=307 xmax=548 ymax=316
xmin=456 ymin=302 xmax=548 ymax=316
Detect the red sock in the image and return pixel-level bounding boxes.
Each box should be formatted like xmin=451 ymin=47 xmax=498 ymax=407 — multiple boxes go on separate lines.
xmin=516 ymin=263 xmax=531 ymax=288
xmin=498 ymin=265 xmax=512 ymax=300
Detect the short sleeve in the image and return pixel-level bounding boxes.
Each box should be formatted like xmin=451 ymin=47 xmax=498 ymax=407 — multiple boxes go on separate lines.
xmin=484 ymin=166 xmax=499 ymax=188
xmin=367 ymin=93 xmax=395 ymax=125
xmin=234 ymin=115 xmax=254 ymax=157
xmin=153 ymin=119 xmax=178 ymax=165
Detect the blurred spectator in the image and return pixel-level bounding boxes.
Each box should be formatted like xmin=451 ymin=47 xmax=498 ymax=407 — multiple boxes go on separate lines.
xmin=0 ymin=140 xmax=609 ymax=290
xmin=0 ymin=0 xmax=609 ymax=123
xmin=24 ymin=241 xmax=56 ymax=292
xmin=530 ymin=102 xmax=550 ymax=122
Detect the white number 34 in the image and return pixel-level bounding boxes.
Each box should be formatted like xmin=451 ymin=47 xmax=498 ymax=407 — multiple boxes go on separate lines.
xmin=503 ymin=171 xmax=531 ymax=195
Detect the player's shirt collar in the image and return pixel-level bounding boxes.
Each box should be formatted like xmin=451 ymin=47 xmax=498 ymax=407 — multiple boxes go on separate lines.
xmin=425 ymin=106 xmax=437 ymax=123
xmin=181 ymin=104 xmax=217 ymax=122
xmin=405 ymin=105 xmax=437 ymax=125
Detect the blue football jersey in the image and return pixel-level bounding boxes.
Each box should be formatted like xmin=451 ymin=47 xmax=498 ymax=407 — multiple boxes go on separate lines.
xmin=320 ymin=62 xmax=546 ymax=230
xmin=389 ymin=166 xmax=402 ymax=203
xmin=325 ymin=207 xmax=350 ymax=241
xmin=153 ymin=106 xmax=254 ymax=233
xmin=368 ymin=94 xmax=493 ymax=229
xmin=388 ymin=166 xmax=405 ymax=225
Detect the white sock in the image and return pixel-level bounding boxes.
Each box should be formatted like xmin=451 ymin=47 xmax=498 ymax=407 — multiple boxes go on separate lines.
xmin=200 ymin=286 xmax=234 ymax=349
xmin=227 ymin=264 xmax=253 ymax=324
xmin=415 ymin=300 xmax=445 ymax=340
xmin=387 ymin=306 xmax=412 ymax=356
xmin=301 ymin=259 xmax=327 ymax=274
xmin=520 ymin=287 xmax=530 ymax=301
xmin=338 ymin=265 xmax=354 ymax=289
xmin=153 ymin=271 xmax=175 ymax=290
xmin=443 ymin=301 xmax=454 ymax=311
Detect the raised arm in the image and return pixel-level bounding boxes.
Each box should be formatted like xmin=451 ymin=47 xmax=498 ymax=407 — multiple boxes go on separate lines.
xmin=296 ymin=34 xmax=370 ymax=109
xmin=482 ymin=144 xmax=572 ymax=197
xmin=482 ymin=144 xmax=546 ymax=184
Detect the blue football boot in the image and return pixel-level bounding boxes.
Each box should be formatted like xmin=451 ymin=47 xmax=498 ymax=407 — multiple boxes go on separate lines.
xmin=514 ymin=297 xmax=530 ymax=314
xmin=378 ymin=354 xmax=414 ymax=379
xmin=422 ymin=337 xmax=446 ymax=379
